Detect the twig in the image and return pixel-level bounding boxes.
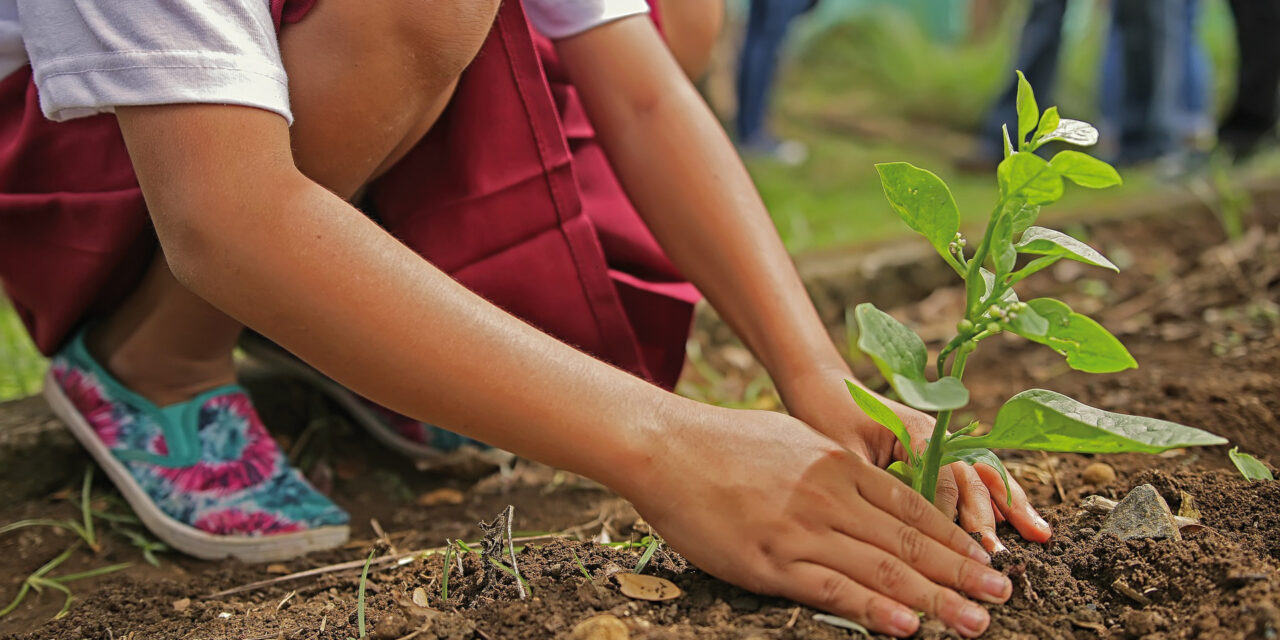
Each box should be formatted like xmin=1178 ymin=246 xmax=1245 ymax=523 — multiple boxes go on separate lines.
xmin=505 ymin=506 xmax=526 ymax=600
xmin=1040 ymin=452 xmax=1066 ymax=503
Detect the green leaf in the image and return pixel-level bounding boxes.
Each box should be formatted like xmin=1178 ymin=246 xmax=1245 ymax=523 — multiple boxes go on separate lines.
xmin=979 ymin=268 xmax=1019 ymax=303
xmin=1229 ymin=447 xmax=1274 ymax=481
xmin=998 ymin=153 xmax=1063 ymax=206
xmin=1014 ymin=70 xmax=1038 ymax=149
xmin=991 ymin=206 xmax=1018 ymax=277
xmin=941 ymin=445 xmax=1012 ymax=506
xmin=1016 ymin=226 xmax=1118 ymax=271
xmin=1023 ymin=298 xmax=1136 ymax=372
xmin=855 ymin=304 xmax=970 ymax=411
xmin=845 ymin=380 xmax=912 ymax=454
xmin=967 ymin=389 xmax=1228 ymax=454
xmin=1033 ymin=118 xmax=1099 ymax=147
xmin=1009 ymin=200 xmax=1041 ymax=235
xmin=1032 ymin=106 xmax=1060 ymax=146
xmin=875 ymin=163 xmax=961 ymax=259
xmin=1005 ymin=304 xmax=1049 ymax=337
xmin=886 ymin=460 xmax=916 ymax=486
xmin=1049 ymin=151 xmax=1122 ymax=189
xmin=1001 ymin=124 xmax=1014 ymax=159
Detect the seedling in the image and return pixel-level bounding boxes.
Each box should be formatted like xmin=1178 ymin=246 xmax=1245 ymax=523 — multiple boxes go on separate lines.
xmin=849 ymin=72 xmax=1228 ymax=505
xmin=633 ymin=535 xmax=661 ymax=574
xmin=571 ymin=549 xmax=592 ymax=579
xmin=355 ymin=548 xmax=375 ymax=639
xmin=1229 ymin=447 xmax=1273 ymax=482
xmin=440 ymin=543 xmax=454 ymax=601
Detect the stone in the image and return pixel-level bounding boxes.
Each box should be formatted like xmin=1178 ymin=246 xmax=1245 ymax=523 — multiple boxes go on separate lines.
xmin=1099 ymin=484 xmax=1181 ymax=541
xmin=171 ymin=597 xmax=191 ymax=612
xmin=571 ymin=614 xmax=630 ymax=640
xmin=1082 ymin=462 xmax=1116 ymax=485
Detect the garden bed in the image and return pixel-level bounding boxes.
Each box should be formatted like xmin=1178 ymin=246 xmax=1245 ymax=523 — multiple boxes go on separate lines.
xmin=1 ymin=190 xmax=1277 ymax=639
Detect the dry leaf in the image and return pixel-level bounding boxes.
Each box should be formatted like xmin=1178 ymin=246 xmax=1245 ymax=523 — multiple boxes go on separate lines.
xmin=1177 ymin=491 xmax=1201 ymax=521
xmin=417 ymin=488 xmax=465 ymax=507
xmin=171 ymin=597 xmax=191 ymax=612
xmin=265 ymin=563 xmax=291 ymax=575
xmin=615 ymin=573 xmax=681 ymax=601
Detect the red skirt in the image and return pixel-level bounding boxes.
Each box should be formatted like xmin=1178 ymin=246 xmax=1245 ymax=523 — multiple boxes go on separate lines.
xmin=0 ymin=0 xmax=698 ymax=390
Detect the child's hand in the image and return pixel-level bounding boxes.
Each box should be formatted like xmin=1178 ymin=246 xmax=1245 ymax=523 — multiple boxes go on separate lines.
xmin=618 ymin=405 xmax=1010 ymax=638
xmin=778 ymin=367 xmax=1052 ymax=553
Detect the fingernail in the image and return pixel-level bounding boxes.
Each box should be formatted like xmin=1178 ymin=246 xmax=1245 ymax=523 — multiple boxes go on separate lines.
xmin=968 ymin=544 xmax=991 ymax=565
xmin=981 ymin=572 xmax=1011 ymax=600
xmin=993 ymin=539 xmax=1009 ymax=554
xmin=959 ymin=604 xmax=989 ymax=636
xmin=890 ymin=608 xmax=919 ymax=636
xmin=981 ymin=531 xmax=1008 ymax=554
xmin=1034 ymin=514 xmax=1052 ymax=533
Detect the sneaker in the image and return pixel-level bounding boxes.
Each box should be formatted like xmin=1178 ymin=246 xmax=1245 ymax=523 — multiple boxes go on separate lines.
xmin=238 ymin=333 xmax=499 ymax=464
xmin=43 ymin=330 xmax=350 ymax=562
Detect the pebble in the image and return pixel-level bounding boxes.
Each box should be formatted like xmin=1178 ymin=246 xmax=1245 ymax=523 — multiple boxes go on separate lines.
xmin=1099 ymin=484 xmax=1181 ymax=541
xmin=571 ymin=614 xmax=630 ymax=640
xmin=1082 ymin=462 xmax=1117 ymax=485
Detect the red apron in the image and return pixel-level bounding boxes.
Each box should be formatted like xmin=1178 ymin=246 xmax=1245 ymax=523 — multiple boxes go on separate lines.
xmin=0 ymin=0 xmax=699 ymax=390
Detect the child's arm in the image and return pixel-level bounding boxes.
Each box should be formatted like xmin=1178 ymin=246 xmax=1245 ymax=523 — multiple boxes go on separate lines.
xmin=554 ymin=17 xmax=1051 ymax=547
xmin=115 ymin=103 xmax=1007 ymax=638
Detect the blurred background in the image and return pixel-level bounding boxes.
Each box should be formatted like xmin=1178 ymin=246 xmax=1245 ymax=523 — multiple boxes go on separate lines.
xmin=2 ymin=0 xmax=1278 ymax=402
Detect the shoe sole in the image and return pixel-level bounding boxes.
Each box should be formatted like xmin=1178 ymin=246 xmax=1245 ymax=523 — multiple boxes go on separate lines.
xmin=238 ymin=335 xmax=447 ymax=462
xmin=44 ymin=370 xmax=350 ymax=563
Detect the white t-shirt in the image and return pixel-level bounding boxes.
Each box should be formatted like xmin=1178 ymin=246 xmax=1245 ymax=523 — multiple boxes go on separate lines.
xmin=0 ymin=0 xmax=648 ymax=124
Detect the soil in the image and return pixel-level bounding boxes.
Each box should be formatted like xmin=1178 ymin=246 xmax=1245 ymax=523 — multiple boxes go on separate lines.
xmin=2 ymin=190 xmax=1278 ymax=640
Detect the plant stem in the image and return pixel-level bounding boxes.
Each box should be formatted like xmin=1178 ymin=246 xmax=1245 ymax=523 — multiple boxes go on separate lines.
xmin=918 ymin=346 xmax=975 ymax=503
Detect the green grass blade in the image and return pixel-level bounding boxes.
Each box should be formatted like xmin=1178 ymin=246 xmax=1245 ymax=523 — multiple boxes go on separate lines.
xmin=440 ymin=545 xmax=453 ymax=601
xmin=486 ymin=557 xmax=533 ymax=594
xmin=33 ymin=542 xmax=82 ymax=579
xmin=51 ymin=562 xmax=132 ymax=584
xmin=28 ymin=577 xmax=74 ymax=620
xmin=0 ymin=581 xmax=32 ymax=618
xmin=633 ymin=537 xmax=661 ymax=574
xmin=571 ymin=550 xmax=591 ymax=579
xmin=0 ymin=519 xmax=87 ymax=539
xmin=356 ymin=549 xmax=375 ymax=638
xmin=80 ymin=467 xmax=96 ymax=549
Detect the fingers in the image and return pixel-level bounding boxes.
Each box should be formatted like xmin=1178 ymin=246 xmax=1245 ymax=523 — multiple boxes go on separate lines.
xmin=856 ymin=464 xmax=991 ymax=565
xmin=974 ymin=463 xmax=1052 ymax=543
xmin=839 ymin=500 xmax=1013 ymax=605
xmin=803 ymin=538 xmax=995 ymax=638
xmin=782 ymin=562 xmax=922 ymax=638
xmin=935 ymin=464 xmax=960 ymax=520
xmin=953 ymin=463 xmax=1005 ymax=553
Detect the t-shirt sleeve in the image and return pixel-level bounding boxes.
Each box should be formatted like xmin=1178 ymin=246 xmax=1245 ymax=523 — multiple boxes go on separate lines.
xmin=16 ymin=0 xmax=292 ymax=123
xmin=523 ymin=0 xmax=650 ymax=39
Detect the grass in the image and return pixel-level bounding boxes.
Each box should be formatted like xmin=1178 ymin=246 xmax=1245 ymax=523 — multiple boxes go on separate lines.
xmin=355 ymin=548 xmax=375 ymax=639
xmin=0 ymin=469 xmax=136 ymax=621
xmin=0 ymin=301 xmax=45 ymax=402
xmin=633 ymin=536 xmax=661 ymax=574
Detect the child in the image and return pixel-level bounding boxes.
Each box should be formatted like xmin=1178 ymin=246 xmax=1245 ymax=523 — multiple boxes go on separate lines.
xmin=0 ymin=1 xmax=1048 ymax=637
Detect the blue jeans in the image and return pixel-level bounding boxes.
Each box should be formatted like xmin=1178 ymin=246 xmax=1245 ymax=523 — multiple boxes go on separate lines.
xmin=977 ymin=0 xmax=1068 ymax=158
xmin=735 ymin=0 xmax=815 ymax=143
xmin=1102 ymin=0 xmax=1208 ymax=164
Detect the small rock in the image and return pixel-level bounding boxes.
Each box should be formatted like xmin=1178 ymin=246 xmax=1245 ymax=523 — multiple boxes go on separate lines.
xmin=411 ymin=587 xmax=429 ymax=608
xmin=571 ymin=614 xmax=629 ymax=640
xmin=1082 ymin=462 xmax=1116 ymax=485
xmin=172 ymin=597 xmax=191 ymax=612
xmin=1099 ymin=484 xmax=1181 ymax=541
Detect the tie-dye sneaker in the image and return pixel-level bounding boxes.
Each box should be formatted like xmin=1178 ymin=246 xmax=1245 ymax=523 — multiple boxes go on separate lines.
xmin=43 ymin=330 xmax=349 ymax=562
xmin=238 ymin=332 xmax=495 ymax=463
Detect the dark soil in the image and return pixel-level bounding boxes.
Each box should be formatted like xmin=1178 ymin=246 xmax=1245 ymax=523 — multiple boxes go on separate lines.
xmin=2 ymin=192 xmax=1278 ymax=639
